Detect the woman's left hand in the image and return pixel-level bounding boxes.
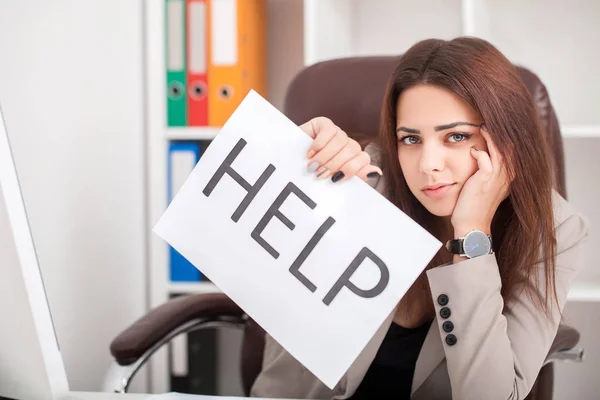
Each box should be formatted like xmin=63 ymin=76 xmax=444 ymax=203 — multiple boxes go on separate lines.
xmin=451 ymin=125 xmax=512 ymax=237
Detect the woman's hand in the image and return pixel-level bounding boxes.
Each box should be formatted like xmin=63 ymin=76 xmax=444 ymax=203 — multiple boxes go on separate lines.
xmin=300 ymin=117 xmax=382 ymax=183
xmin=451 ymin=125 xmax=512 ymax=237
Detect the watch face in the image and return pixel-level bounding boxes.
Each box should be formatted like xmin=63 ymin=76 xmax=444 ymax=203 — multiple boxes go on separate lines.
xmin=463 ymin=231 xmax=491 ymax=258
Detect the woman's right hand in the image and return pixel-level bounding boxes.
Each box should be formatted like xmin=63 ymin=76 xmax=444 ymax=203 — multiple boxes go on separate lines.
xmin=300 ymin=117 xmax=383 ymax=183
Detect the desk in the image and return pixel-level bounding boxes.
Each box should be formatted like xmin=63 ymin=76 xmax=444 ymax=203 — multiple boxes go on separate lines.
xmin=61 ymin=392 xmax=291 ymax=400
xmin=61 ymin=393 xmax=150 ymax=400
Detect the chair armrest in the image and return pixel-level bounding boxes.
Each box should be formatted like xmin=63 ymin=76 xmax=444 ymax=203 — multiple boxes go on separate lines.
xmin=547 ymin=347 xmax=584 ymax=363
xmin=110 ymin=292 xmax=244 ymax=366
xmin=544 ymin=324 xmax=582 ymax=365
xmin=550 ymin=324 xmax=579 ymax=353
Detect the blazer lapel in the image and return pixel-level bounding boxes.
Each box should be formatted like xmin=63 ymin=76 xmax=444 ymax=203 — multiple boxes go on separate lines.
xmin=411 ymin=318 xmax=445 ymax=395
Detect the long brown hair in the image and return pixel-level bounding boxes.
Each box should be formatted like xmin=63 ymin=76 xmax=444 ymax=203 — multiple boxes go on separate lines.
xmin=378 ymin=37 xmax=557 ymax=317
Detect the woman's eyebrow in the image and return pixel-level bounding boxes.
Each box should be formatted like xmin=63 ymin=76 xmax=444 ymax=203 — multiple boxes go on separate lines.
xmin=396 ymin=126 xmax=420 ymax=134
xmin=396 ymin=121 xmax=480 ymax=134
xmin=434 ymin=121 xmax=480 ymax=131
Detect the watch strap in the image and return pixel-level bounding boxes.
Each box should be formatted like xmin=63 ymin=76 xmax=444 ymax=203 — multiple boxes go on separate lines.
xmin=445 ymin=238 xmax=463 ymax=255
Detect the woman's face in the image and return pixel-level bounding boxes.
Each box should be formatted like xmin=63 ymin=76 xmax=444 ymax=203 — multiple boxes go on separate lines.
xmin=396 ymin=84 xmax=488 ymax=217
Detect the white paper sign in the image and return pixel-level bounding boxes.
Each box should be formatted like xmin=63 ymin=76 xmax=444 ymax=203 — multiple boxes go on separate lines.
xmin=153 ymin=90 xmax=441 ymax=389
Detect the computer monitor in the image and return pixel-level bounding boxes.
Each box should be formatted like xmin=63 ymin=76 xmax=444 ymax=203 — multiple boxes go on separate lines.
xmin=0 ymin=104 xmax=70 ymax=400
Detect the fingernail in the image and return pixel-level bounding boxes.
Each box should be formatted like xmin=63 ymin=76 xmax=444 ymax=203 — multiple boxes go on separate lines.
xmin=307 ymin=161 xmax=319 ymax=173
xmin=331 ymin=171 xmax=344 ymax=183
xmin=367 ymin=171 xmax=381 ymax=179
xmin=471 ymin=146 xmax=479 ymax=151
xmin=316 ymin=167 xmax=329 ymax=178
xmin=481 ymin=124 xmax=487 ymax=131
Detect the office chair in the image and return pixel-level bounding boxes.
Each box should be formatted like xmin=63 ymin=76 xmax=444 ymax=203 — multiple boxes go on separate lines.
xmin=104 ymin=56 xmax=583 ymax=399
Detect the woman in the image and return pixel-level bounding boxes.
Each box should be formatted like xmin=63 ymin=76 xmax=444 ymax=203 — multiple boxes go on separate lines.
xmin=250 ymin=37 xmax=589 ymax=399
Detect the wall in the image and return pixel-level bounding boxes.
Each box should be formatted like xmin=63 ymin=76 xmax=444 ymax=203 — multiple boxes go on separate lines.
xmin=267 ymin=0 xmax=305 ymax=111
xmin=0 ymin=0 xmax=148 ymax=392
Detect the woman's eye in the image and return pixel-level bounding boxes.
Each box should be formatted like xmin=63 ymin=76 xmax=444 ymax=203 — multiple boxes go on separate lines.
xmin=399 ymin=136 xmax=420 ymax=145
xmin=448 ymin=133 xmax=471 ymax=143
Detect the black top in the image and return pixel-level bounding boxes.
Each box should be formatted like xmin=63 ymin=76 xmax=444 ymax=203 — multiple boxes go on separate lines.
xmin=348 ymin=319 xmax=432 ymax=399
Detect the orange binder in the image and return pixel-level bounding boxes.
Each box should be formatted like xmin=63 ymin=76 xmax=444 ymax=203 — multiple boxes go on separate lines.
xmin=186 ymin=0 xmax=209 ymax=126
xmin=207 ymin=0 xmax=266 ymax=127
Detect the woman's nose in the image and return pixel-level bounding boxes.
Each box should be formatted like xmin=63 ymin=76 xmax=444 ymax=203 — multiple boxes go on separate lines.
xmin=418 ymin=143 xmax=445 ymax=174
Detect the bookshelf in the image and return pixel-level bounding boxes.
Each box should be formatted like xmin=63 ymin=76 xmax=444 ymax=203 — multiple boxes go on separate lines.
xmin=146 ymin=0 xmax=270 ymax=392
xmin=144 ymin=0 xmax=600 ymax=395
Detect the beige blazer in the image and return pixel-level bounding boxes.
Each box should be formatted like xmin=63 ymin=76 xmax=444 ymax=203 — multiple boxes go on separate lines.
xmin=250 ymin=145 xmax=590 ymax=400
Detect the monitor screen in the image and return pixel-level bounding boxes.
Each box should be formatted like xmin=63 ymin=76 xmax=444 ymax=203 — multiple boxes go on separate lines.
xmin=0 ymin=105 xmax=70 ymax=400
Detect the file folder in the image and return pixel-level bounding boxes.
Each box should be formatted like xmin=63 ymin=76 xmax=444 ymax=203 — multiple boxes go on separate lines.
xmin=167 ymin=142 xmax=202 ymax=281
xmin=240 ymin=0 xmax=267 ymax=105
xmin=166 ymin=0 xmax=188 ymax=126
xmin=207 ymin=0 xmax=266 ymax=126
xmin=186 ymin=0 xmax=209 ymax=126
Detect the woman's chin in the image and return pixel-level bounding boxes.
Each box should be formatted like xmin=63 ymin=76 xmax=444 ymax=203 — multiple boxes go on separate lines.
xmin=428 ymin=209 xmax=453 ymax=218
xmin=420 ymin=199 xmax=455 ymax=218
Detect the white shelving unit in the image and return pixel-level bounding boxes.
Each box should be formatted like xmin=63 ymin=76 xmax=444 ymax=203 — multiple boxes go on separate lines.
xmin=145 ymin=0 xmax=221 ymax=393
xmin=145 ymin=0 xmax=266 ymax=393
xmin=562 ymin=125 xmax=600 ymax=138
xmin=165 ymin=127 xmax=220 ymax=141
xmin=144 ymin=0 xmax=599 ymax=395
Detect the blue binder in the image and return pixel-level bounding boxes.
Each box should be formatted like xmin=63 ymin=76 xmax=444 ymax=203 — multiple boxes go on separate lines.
xmin=167 ymin=141 xmax=203 ymax=282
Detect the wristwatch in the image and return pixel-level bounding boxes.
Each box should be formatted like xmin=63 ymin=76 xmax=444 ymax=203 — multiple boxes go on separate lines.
xmin=445 ymin=230 xmax=493 ymax=259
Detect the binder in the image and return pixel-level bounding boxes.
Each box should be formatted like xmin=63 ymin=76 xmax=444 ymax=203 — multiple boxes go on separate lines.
xmin=167 ymin=142 xmax=202 ymax=281
xmin=166 ymin=0 xmax=188 ymax=126
xmin=207 ymin=0 xmax=266 ymax=126
xmin=186 ymin=0 xmax=209 ymax=126
xmin=240 ymin=0 xmax=267 ymax=104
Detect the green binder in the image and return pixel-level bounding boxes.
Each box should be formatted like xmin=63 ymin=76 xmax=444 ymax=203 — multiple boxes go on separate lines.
xmin=165 ymin=0 xmax=187 ymax=126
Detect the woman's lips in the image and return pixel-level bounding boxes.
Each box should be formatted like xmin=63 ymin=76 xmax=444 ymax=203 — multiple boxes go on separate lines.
xmin=422 ymin=183 xmax=455 ymax=198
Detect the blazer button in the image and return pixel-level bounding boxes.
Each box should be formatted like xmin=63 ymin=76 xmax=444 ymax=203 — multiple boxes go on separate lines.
xmin=442 ymin=321 xmax=454 ymax=333
xmin=437 ymin=294 xmax=449 ymax=306
xmin=445 ymin=334 xmax=457 ymax=346
xmin=440 ymin=307 xmax=451 ymax=319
